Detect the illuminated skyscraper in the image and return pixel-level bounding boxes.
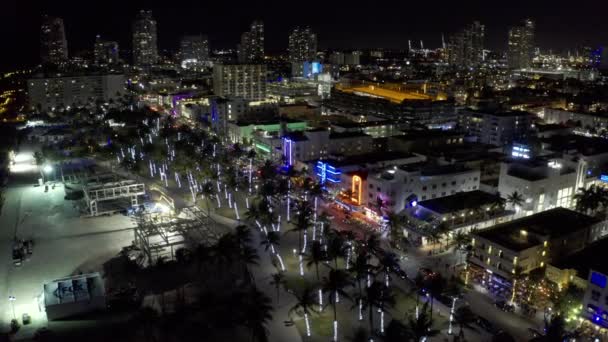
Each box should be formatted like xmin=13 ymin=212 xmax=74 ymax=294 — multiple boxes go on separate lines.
xmin=288 ymin=27 xmax=317 ymax=63
xmin=447 ymin=21 xmax=485 ymax=69
xmin=508 ymin=19 xmax=535 ymax=69
xmin=238 ymin=20 xmax=264 ymax=63
xmin=40 ymin=16 xmax=68 ymax=65
xmin=180 ymin=35 xmax=209 ymax=61
xmin=213 ymin=64 xmax=267 ymax=101
xmin=94 ymin=35 xmax=120 ymax=65
xmin=289 ymin=27 xmax=317 ymax=77
xmin=132 ymin=10 xmax=158 ymax=66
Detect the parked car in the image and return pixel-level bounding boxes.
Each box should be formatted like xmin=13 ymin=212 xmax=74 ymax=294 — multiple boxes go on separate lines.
xmin=494 ymin=300 xmax=515 ymax=313
xmin=476 ymin=316 xmax=500 ymax=334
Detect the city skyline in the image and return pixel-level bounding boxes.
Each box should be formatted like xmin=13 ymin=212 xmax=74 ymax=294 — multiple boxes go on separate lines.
xmin=4 ymin=0 xmax=608 ymax=70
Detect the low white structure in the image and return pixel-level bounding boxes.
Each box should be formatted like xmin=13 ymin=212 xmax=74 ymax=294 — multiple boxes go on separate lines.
xmin=368 ymin=163 xmax=480 ymax=214
xmin=497 ymin=158 xmax=580 ymax=215
xmin=44 ymin=273 xmax=106 ymax=320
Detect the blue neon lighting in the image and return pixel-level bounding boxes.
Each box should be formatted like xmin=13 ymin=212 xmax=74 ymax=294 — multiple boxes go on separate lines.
xmin=591 ymin=272 xmax=607 ymax=288
xmin=601 ymin=175 xmax=608 ymax=183
xmin=315 ymin=161 xmax=341 ymax=184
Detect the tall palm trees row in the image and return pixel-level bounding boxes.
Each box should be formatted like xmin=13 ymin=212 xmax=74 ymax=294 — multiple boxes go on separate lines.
xmin=121 ymin=223 xmax=274 ymax=342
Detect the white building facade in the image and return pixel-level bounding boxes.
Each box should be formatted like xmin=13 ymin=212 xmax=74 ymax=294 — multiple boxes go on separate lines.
xmin=27 ymin=74 xmax=126 ymax=112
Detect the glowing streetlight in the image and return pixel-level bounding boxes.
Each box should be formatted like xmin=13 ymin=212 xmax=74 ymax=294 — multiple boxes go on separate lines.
xmin=43 ymin=164 xmax=53 ymax=174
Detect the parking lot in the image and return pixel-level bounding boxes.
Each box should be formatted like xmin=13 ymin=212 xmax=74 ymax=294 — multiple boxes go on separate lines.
xmin=0 ymin=165 xmax=136 ymax=338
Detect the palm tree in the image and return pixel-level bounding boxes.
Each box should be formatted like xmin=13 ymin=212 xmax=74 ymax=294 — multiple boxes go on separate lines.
xmin=246 ymin=199 xmax=262 ymax=223
xmin=406 ymin=302 xmax=439 ymax=341
xmin=269 ymin=272 xmax=287 ymax=304
xmin=260 ymin=231 xmax=281 ymax=254
xmin=453 ymin=231 xmax=470 ymax=264
xmin=199 ymin=181 xmax=215 ymax=215
xmin=543 ymin=314 xmax=566 ymax=342
xmin=238 ymin=245 xmax=260 ymax=283
xmin=364 ymin=281 xmax=395 ymax=336
xmin=259 ymin=160 xmax=276 ymax=181
xmin=363 ymin=232 xmax=384 ymax=257
xmin=435 ymin=222 xmax=451 ymax=251
xmin=574 ymin=185 xmax=608 ymax=215
xmin=426 ymin=273 xmax=446 ymax=323
xmin=490 ymin=196 xmax=506 ymax=215
xmin=510 ymin=265 xmax=525 ymax=304
xmin=350 ymin=251 xmax=374 ymax=321
xmin=323 ymin=269 xmax=354 ymax=340
xmin=453 ymin=306 xmax=476 ymax=340
xmin=235 ymin=225 xmax=253 ymax=249
xmin=377 ymin=252 xmax=400 ymax=288
xmin=289 ymin=286 xmax=319 ymax=337
xmin=453 ymin=231 xmax=470 ymax=252
xmin=506 ymin=191 xmax=525 ymax=211
xmin=306 ymin=240 xmax=327 ymax=281
xmin=348 ymin=326 xmax=371 ymax=342
xmin=381 ymin=319 xmax=408 ymax=342
xmin=385 ymin=212 xmax=403 ymax=247
xmin=326 ymin=232 xmax=347 ymax=270
xmin=288 ymin=199 xmax=312 ymax=253
xmin=241 ymin=286 xmax=274 ymax=342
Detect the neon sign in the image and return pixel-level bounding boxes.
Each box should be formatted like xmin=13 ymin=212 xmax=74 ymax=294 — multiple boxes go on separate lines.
xmin=283 ymin=138 xmax=293 ymax=166
xmin=315 ymin=161 xmax=341 ymax=184
xmin=352 ymin=175 xmax=362 ymax=204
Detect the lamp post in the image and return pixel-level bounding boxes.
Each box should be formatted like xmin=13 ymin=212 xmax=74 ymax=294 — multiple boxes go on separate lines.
xmin=8 ymin=295 xmax=16 ymax=320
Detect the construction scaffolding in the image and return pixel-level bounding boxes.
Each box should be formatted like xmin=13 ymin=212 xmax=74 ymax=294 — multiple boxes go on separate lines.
xmin=133 ymin=207 xmax=223 ymax=266
xmin=83 ymin=180 xmax=146 ymax=216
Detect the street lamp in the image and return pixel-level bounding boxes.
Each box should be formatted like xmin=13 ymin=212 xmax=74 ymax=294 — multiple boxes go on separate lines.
xmin=8 ymin=295 xmax=16 ymax=320
xmin=43 ymin=164 xmax=53 ymax=174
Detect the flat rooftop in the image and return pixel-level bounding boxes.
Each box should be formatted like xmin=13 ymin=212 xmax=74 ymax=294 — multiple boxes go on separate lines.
xmin=322 ymin=151 xmax=417 ymax=168
xmin=44 ymin=273 xmax=105 ymax=306
xmin=552 ymin=237 xmax=608 ymax=278
xmin=235 ymin=117 xmax=305 ymax=126
xmin=418 ymin=190 xmax=502 ymax=214
xmin=398 ymin=163 xmax=473 ymax=176
xmin=329 ymin=131 xmax=371 ymax=139
xmin=475 ymin=208 xmax=599 ymax=251
xmin=339 ymin=85 xmax=432 ymax=103
xmin=465 ymin=109 xmax=533 ymax=117
xmin=541 ymin=134 xmax=608 ymax=156
xmin=395 ymin=129 xmax=464 ymax=141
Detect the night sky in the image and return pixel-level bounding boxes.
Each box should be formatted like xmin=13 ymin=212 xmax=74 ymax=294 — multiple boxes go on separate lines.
xmin=3 ymin=0 xmax=608 ymax=70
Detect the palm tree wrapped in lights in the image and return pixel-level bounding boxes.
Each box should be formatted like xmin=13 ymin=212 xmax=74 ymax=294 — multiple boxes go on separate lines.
xmin=289 ymin=286 xmax=319 ymax=338
xmin=323 ymin=269 xmax=353 ymax=341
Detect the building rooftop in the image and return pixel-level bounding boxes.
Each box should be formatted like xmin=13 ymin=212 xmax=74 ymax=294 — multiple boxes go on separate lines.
xmin=465 ymin=109 xmax=533 ymax=118
xmin=397 ymin=163 xmax=473 ymax=176
xmin=418 ymin=190 xmax=502 ymax=215
xmin=322 ymin=151 xmax=417 ymax=168
xmin=338 ymin=84 xmax=432 ymax=103
xmin=395 ymin=129 xmax=464 ymax=141
xmin=331 ymin=120 xmax=392 ymax=129
xmin=552 ymin=238 xmax=608 ymax=278
xmin=329 ymin=131 xmax=371 ymax=139
xmin=44 ymin=273 xmax=105 ymax=307
xmin=541 ymin=134 xmax=608 ymax=156
xmin=235 ymin=117 xmax=305 ymax=126
xmin=283 ymin=131 xmax=308 ymax=142
xmin=504 ymin=158 xmax=575 ymax=181
xmin=475 ymin=208 xmax=599 ymax=252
